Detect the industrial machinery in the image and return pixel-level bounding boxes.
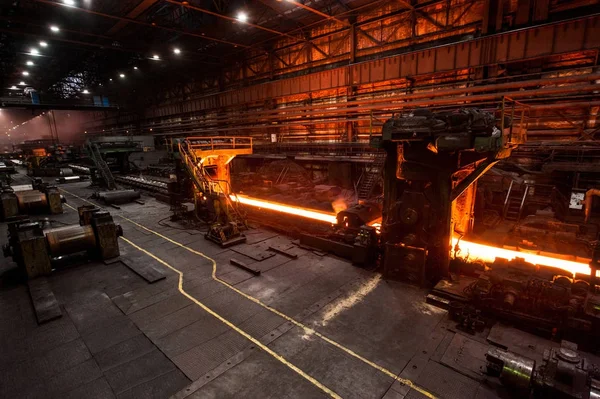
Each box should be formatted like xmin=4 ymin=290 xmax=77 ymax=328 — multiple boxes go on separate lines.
xmin=68 ymin=164 xmax=91 ymax=175
xmin=91 ymin=189 xmax=141 ymax=205
xmin=56 ymin=175 xmax=89 ymax=183
xmin=0 ymin=180 xmax=65 ymax=221
xmin=486 ymin=341 xmax=600 ymax=398
xmin=373 ymin=107 xmax=518 ymax=285
xmin=0 ymin=161 xmax=16 ymax=175
xmin=178 ymin=137 xmax=252 ymax=246
xmin=447 ymin=257 xmax=600 ymax=346
xmin=114 ymin=175 xmax=168 ymax=196
xmin=297 ymin=202 xmax=381 ymax=266
xmin=3 ymin=205 xmax=123 ymax=279
xmin=335 ymin=202 xmax=381 ymax=235
xmin=205 ymin=222 xmax=246 ymax=247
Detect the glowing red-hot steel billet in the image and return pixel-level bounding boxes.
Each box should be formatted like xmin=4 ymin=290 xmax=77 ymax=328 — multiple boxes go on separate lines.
xmin=453 ymin=238 xmax=594 ymax=277
xmin=229 ymin=194 xmax=593 ymax=277
xmin=231 ymin=194 xmax=337 ymax=224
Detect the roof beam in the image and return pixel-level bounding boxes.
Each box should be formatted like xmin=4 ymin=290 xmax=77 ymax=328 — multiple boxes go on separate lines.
xmin=285 ymin=0 xmax=351 ymax=26
xmin=30 ymin=0 xmax=250 ymax=48
xmin=164 ymin=0 xmax=300 ymax=41
xmin=395 ymin=0 xmax=446 ymax=30
xmin=254 ymin=0 xmax=308 ymax=29
xmin=107 ymin=0 xmax=160 ymax=35
xmin=0 ymin=26 xmax=220 ymax=65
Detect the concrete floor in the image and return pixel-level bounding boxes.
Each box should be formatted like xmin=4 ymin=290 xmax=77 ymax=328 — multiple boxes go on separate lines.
xmin=0 ymin=173 xmax=569 ymax=399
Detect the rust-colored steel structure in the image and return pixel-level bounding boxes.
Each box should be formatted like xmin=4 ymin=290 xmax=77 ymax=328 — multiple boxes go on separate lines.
xmin=85 ymin=1 xmax=600 ymax=144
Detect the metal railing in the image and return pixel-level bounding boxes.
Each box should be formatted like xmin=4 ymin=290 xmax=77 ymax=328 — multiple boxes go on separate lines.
xmin=186 ymin=136 xmax=253 ymax=152
xmin=500 ymin=96 xmax=530 ymax=146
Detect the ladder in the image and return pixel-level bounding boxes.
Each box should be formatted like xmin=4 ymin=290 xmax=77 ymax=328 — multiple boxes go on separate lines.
xmin=357 ymin=153 xmax=385 ymax=200
xmin=86 ymin=142 xmax=117 ymax=190
xmin=503 ymin=181 xmax=529 ymax=221
xmin=178 ymin=141 xmax=246 ymax=227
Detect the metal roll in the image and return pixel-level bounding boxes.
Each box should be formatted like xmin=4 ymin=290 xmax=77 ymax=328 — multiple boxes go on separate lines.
xmin=56 ymin=176 xmax=86 ymax=183
xmin=16 ymin=190 xmax=48 ymax=212
xmin=45 ymin=225 xmax=97 ymax=258
xmin=486 ymin=348 xmax=535 ymax=391
xmin=95 ymin=190 xmax=141 ymax=205
xmin=60 ymin=168 xmax=74 ymax=177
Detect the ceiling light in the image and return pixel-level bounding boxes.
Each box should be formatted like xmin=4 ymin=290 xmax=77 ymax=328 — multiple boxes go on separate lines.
xmin=50 ymin=26 xmax=60 ymax=32
xmin=63 ymin=0 xmax=75 ymax=5
xmin=30 ymin=48 xmax=39 ymax=55
xmin=22 ymin=71 xmax=29 ymax=76
xmin=10 ymin=86 xmax=17 ymax=90
xmin=19 ymin=81 xmax=25 ymax=85
xmin=152 ymin=54 xmax=160 ymax=60
xmin=133 ymin=66 xmax=138 ymax=70
xmin=26 ymin=61 xmax=33 ymax=66
xmin=236 ymin=11 xmax=248 ymax=23
xmin=173 ymin=48 xmax=181 ymax=54
xmin=119 ymin=74 xmax=125 ymax=78
xmin=82 ymin=89 xmax=89 ymax=94
xmin=39 ymin=41 xmax=48 ymax=47
xmin=109 ymin=78 xmax=113 ymax=81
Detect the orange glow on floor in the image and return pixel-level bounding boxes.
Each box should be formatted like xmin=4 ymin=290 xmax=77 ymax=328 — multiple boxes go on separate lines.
xmin=231 ymin=194 xmax=337 ymax=224
xmin=453 ymin=238 xmax=593 ymax=277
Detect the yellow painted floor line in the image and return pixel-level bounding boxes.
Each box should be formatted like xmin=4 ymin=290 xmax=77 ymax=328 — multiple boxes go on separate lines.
xmin=120 ymin=236 xmax=342 ymax=398
xmin=60 ymin=188 xmax=436 ymax=399
xmin=65 ymin=203 xmax=338 ymax=395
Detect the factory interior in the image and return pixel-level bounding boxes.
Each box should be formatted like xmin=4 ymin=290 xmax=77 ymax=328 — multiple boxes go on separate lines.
xmin=1 ymin=1 xmax=600 ymax=398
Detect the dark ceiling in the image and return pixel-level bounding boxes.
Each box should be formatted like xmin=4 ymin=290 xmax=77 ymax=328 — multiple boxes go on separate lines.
xmin=0 ymin=0 xmax=377 ymax=99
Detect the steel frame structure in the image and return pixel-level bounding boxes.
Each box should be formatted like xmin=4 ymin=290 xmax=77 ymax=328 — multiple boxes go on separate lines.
xmin=17 ymin=0 xmax=592 ymax=145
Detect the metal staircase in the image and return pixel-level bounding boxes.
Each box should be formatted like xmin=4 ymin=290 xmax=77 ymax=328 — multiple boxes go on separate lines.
xmin=357 ymin=153 xmax=385 ymax=200
xmin=503 ymin=181 xmax=530 ymax=221
xmin=178 ymin=141 xmax=246 ymax=226
xmin=86 ymin=142 xmax=117 ymax=190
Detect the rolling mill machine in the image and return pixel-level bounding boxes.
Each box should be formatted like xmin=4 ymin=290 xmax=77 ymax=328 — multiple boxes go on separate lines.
xmin=210 ymin=106 xmax=600 ymax=348
xmin=373 ymin=106 xmax=600 ymax=348
xmin=375 ymin=107 xmax=518 ymax=285
xmin=0 ymin=179 xmax=66 ymax=221
xmin=3 ymin=205 xmax=123 ymax=279
xmin=162 ymin=107 xmax=600 ymax=349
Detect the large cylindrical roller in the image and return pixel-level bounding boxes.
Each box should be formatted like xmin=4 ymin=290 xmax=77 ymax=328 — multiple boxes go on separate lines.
xmin=93 ymin=189 xmax=141 ymax=205
xmin=16 ymin=190 xmax=48 ymax=213
xmin=45 ymin=225 xmax=97 ymax=258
